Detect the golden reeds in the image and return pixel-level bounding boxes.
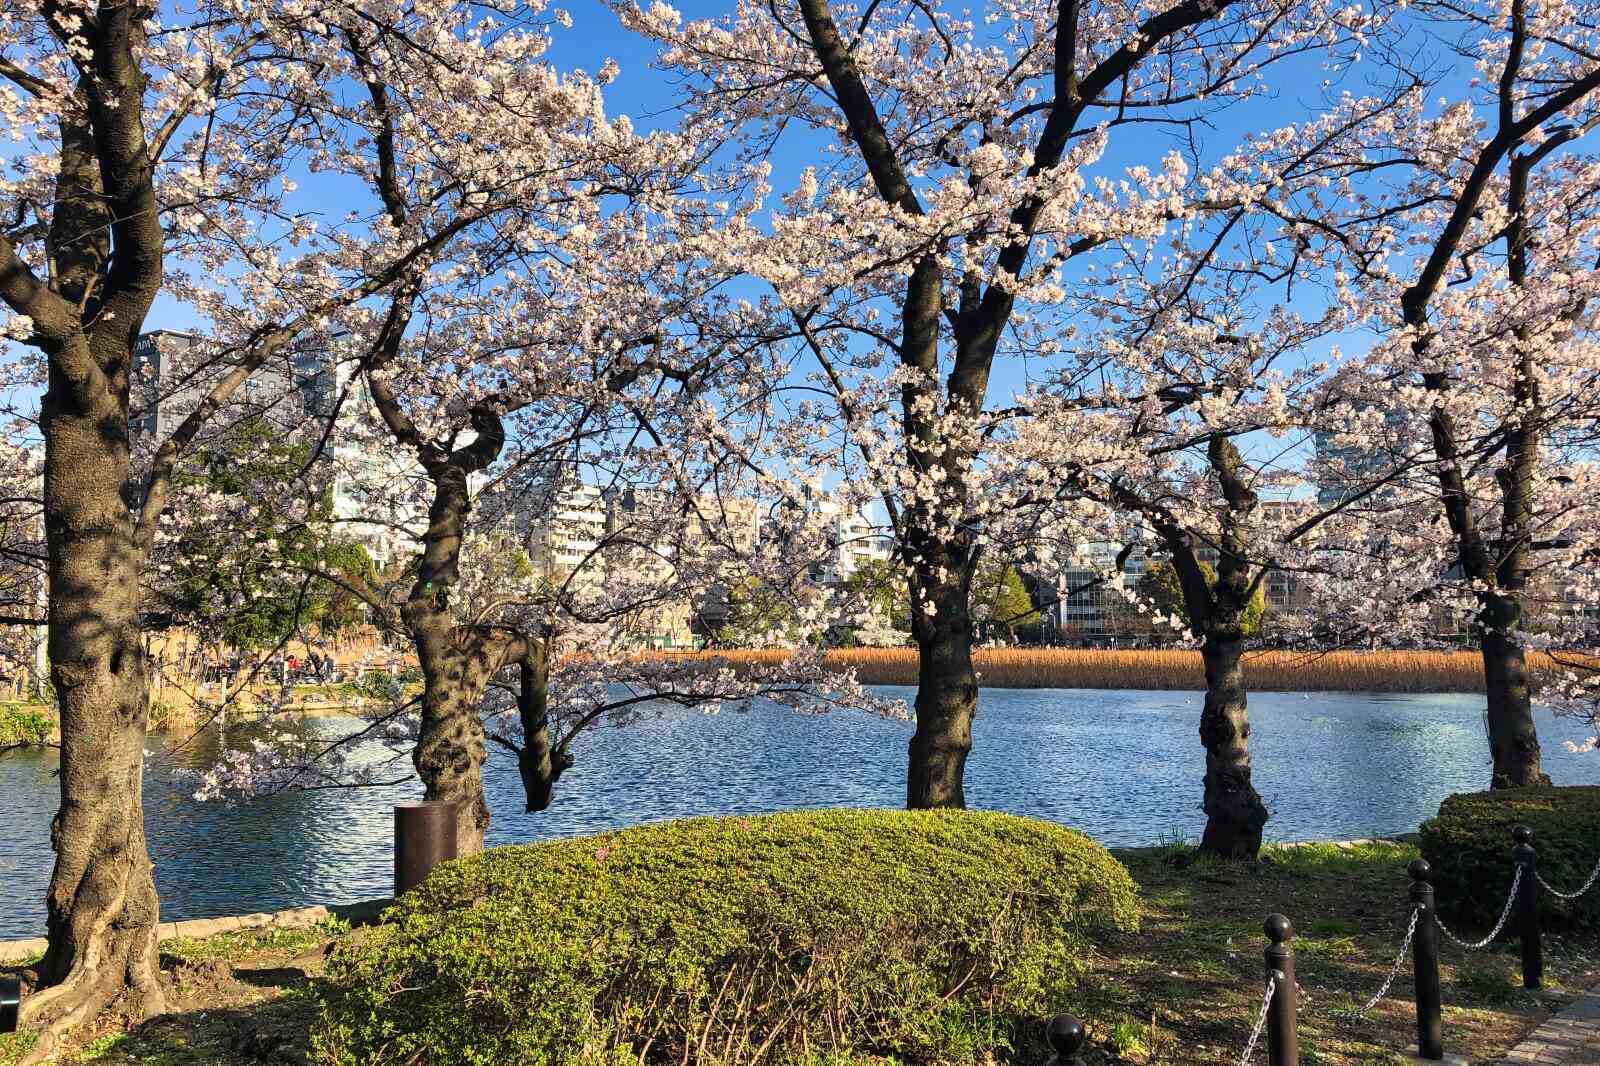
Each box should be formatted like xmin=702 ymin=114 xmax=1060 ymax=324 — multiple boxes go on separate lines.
xmin=661 ymin=647 xmax=1600 ymax=693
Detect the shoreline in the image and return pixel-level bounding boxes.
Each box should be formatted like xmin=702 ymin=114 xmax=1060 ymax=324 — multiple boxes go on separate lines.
xmin=0 ymin=834 xmax=1425 ymax=956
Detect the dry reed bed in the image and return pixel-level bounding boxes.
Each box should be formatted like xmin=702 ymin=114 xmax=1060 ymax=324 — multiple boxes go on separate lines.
xmin=665 ymin=647 xmax=1599 ymax=692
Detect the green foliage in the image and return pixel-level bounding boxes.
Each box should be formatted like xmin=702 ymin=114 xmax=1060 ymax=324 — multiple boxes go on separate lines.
xmin=975 ymin=562 xmax=1039 ymax=638
xmin=157 ymin=417 xmax=373 ymax=649
xmin=0 ymin=1031 xmax=38 ymax=1066
xmin=714 ymin=578 xmax=805 ymax=647
xmin=1137 ymin=559 xmax=1265 ymax=638
xmin=1106 ymin=1017 xmax=1148 ymax=1058
xmin=1419 ymin=786 xmax=1600 ymax=930
xmin=843 ymin=558 xmax=911 ymax=636
xmin=315 ymin=809 xmax=1140 ymax=1066
xmin=0 ymin=704 xmax=52 ymax=745
xmin=1258 ymin=841 xmax=1419 ymax=879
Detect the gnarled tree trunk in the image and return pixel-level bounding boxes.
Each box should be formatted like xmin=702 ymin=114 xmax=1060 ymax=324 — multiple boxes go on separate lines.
xmin=1198 ymin=633 xmax=1268 ymax=859
xmin=1481 ymin=606 xmax=1547 ymax=788
xmin=24 ymin=369 xmax=165 ymax=1047
xmin=408 ymin=616 xmax=494 ymax=856
xmin=515 ymin=643 xmax=570 ymax=812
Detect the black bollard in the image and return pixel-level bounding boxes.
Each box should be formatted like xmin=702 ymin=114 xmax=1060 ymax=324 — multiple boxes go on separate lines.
xmin=395 ymin=801 xmax=458 ymax=896
xmin=1043 ymin=1013 xmax=1087 ymax=1066
xmin=1511 ymin=825 xmax=1542 ymax=990
xmin=1264 ymin=914 xmax=1299 ymax=1066
xmin=1409 ymin=859 xmax=1443 ymax=1060
xmin=0 ymin=975 xmax=19 ymax=1033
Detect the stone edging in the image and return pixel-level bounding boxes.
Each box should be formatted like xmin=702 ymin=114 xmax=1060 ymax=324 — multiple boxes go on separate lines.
xmin=1495 ymin=986 xmax=1600 ymax=1064
xmin=0 ymin=898 xmax=392 ymax=964
xmin=1109 ymin=832 xmax=1421 ymax=860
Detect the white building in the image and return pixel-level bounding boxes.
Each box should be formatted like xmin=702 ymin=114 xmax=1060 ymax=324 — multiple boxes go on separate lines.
xmin=519 ymin=474 xmax=608 ymax=577
xmin=1056 ymin=541 xmax=1149 ymax=641
xmin=131 ymin=329 xmax=424 ymax=564
xmin=808 ymin=496 xmax=893 ymax=584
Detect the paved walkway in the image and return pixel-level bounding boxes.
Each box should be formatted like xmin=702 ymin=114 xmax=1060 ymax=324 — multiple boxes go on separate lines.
xmin=1495 ymin=986 xmax=1600 ymax=1065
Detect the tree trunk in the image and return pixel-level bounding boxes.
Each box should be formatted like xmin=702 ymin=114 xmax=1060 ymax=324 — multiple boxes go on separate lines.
xmin=907 ymin=573 xmax=976 ymax=809
xmin=516 ymin=645 xmax=570 ymax=812
xmin=22 ymin=381 xmax=164 ymax=1046
xmin=1198 ymin=634 xmax=1268 ymax=860
xmin=409 ymin=617 xmax=493 ymax=856
xmin=1481 ymin=613 xmax=1548 ymax=789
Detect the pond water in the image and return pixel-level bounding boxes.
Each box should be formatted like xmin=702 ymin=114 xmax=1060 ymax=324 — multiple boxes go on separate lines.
xmin=1 ymin=687 xmax=1597 ymax=938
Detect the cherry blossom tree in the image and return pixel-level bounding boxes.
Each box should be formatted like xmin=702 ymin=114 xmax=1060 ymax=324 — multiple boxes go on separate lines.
xmin=1311 ymin=0 xmax=1600 ymax=787
xmin=0 ymin=434 xmax=45 ymax=694
xmin=0 ymin=0 xmax=647 ymax=1047
xmin=622 ymin=0 xmax=1379 ymax=807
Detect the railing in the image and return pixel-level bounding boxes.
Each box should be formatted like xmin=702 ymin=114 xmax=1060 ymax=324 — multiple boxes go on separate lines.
xmin=1044 ymin=824 xmax=1600 ymax=1065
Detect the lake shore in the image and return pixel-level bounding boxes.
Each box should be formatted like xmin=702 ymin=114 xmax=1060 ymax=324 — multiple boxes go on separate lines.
xmin=689 ymin=646 xmax=1600 ymax=692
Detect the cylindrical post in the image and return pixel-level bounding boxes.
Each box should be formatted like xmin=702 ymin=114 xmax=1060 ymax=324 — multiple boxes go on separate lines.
xmin=395 ymin=801 xmax=458 ymax=896
xmin=1 ymin=975 xmax=20 ymax=1032
xmin=1043 ymin=1013 xmax=1086 ymax=1066
xmin=1409 ymin=859 xmax=1443 ymax=1060
xmin=1264 ymin=914 xmax=1299 ymax=1066
xmin=1512 ymin=825 xmax=1542 ymax=989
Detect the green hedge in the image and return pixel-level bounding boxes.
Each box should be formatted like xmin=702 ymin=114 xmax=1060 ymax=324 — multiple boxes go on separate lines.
xmin=1419 ymin=786 xmax=1600 ymax=931
xmin=314 ymin=809 xmax=1139 ymax=1066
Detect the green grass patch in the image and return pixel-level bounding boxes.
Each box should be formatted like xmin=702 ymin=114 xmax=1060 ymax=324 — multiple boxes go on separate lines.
xmin=161 ymin=920 xmax=345 ymax=964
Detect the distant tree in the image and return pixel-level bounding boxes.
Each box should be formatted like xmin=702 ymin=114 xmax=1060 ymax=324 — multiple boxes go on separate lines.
xmin=154 ymin=418 xmax=369 ymax=650
xmin=975 ymin=564 xmax=1039 ymax=642
xmin=1138 ymin=560 xmax=1264 ymax=640
xmin=319 ymin=543 xmax=379 ymax=636
xmin=843 ymin=559 xmax=911 ymax=642
xmin=716 ymin=578 xmax=805 ymax=648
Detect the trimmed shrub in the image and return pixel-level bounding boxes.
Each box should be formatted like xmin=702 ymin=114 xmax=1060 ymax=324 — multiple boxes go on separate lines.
xmin=1419 ymin=786 xmax=1600 ymax=931
xmin=314 ymin=809 xmax=1139 ymax=1066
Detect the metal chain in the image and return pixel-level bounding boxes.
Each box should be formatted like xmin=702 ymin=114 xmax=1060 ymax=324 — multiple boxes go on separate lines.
xmin=1332 ymin=906 xmax=1420 ymax=1022
xmin=1238 ymin=975 xmax=1277 ymax=1066
xmin=1536 ymin=853 xmax=1600 ymax=901
xmin=1436 ymin=865 xmax=1522 ymax=951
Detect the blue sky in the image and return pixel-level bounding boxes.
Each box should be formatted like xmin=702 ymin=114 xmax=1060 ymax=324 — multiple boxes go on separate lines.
xmin=12 ymin=0 xmax=1452 ymax=486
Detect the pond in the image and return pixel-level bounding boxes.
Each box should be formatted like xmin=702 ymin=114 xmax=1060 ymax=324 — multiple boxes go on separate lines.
xmin=1 ymin=687 xmax=1597 ymax=938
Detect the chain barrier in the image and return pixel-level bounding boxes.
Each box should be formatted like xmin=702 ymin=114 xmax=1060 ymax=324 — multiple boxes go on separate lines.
xmin=1331 ymin=906 xmax=1420 ymax=1022
xmin=1536 ymin=853 xmax=1600 ymax=901
xmin=1237 ymin=974 xmax=1276 ymax=1066
xmin=1435 ymin=864 xmax=1521 ymax=951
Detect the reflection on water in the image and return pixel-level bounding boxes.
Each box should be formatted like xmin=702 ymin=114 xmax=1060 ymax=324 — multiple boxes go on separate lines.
xmin=1 ymin=689 xmax=1597 ymax=938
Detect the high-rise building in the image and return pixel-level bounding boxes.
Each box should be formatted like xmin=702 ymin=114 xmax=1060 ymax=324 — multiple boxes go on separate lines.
xmin=131 ymin=328 xmax=423 ymax=563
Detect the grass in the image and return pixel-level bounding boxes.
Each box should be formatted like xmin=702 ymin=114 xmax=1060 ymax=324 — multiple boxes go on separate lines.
xmin=1073 ymin=840 xmax=1598 ymax=1064
xmin=664 ymin=647 xmax=1600 ymax=691
xmin=8 ymin=840 xmax=1594 ymax=1066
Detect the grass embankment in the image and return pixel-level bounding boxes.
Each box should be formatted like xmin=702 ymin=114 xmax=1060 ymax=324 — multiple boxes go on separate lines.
xmin=679 ymin=647 xmax=1600 ymax=692
xmin=9 ymin=840 xmax=1596 ymax=1066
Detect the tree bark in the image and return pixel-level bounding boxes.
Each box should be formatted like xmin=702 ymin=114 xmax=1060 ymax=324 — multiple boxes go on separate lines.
xmin=1198 ymin=634 xmax=1268 ymax=859
xmin=22 ymin=350 xmax=164 ymax=1046
xmin=408 ymin=615 xmax=494 ymax=855
xmin=393 ymin=411 xmax=510 ymax=856
xmin=907 ymin=560 xmax=975 ymax=809
xmin=515 ymin=645 xmax=570 ymax=812
xmin=1480 ymin=606 xmax=1548 ymax=788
